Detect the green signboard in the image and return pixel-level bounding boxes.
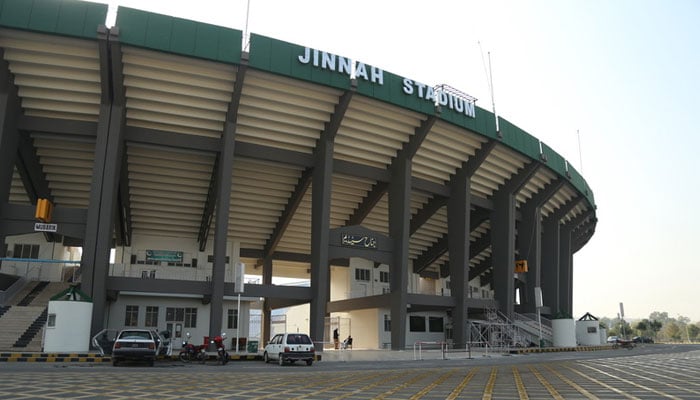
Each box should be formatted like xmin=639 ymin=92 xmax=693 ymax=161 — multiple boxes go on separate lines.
xmin=145 ymin=250 xmax=183 ymax=263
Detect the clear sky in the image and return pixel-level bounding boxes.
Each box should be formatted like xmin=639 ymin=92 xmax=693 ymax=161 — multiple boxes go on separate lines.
xmin=97 ymin=0 xmax=700 ymax=322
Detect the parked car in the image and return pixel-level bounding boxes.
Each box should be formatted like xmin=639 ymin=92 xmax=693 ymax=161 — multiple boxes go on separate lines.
xmin=632 ymin=336 xmax=654 ymax=343
xmin=111 ymin=328 xmax=160 ymax=366
xmin=606 ymin=335 xmax=619 ymax=343
xmin=263 ymin=333 xmax=315 ymax=366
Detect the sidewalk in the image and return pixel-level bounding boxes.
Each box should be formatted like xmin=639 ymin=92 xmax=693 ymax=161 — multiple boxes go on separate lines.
xmin=0 ymin=345 xmax=613 ymax=363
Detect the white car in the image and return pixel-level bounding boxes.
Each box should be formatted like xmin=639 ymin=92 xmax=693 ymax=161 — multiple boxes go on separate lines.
xmin=606 ymin=335 xmax=619 ymax=343
xmin=263 ymin=333 xmax=315 ymax=366
xmin=111 ymin=329 xmax=160 ymax=366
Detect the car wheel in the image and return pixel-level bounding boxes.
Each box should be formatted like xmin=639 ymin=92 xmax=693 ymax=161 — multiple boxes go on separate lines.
xmin=179 ymin=352 xmax=190 ymax=363
xmin=263 ymin=352 xmax=270 ymax=363
xmin=278 ymin=354 xmax=284 ymax=366
xmin=306 ymin=359 xmax=313 ymax=366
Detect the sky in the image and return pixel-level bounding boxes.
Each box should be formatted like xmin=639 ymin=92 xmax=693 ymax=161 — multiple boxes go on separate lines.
xmin=96 ymin=0 xmax=700 ymax=322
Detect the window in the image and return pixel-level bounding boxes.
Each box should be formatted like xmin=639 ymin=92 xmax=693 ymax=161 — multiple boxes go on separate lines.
xmin=355 ymin=268 xmax=370 ymax=281
xmin=184 ymin=308 xmax=197 ymax=328
xmin=13 ymin=244 xmax=40 ymax=259
xmin=428 ymin=316 xmax=444 ymax=332
xmin=384 ymin=314 xmax=391 ymax=332
xmin=145 ymin=306 xmax=159 ymax=327
xmin=47 ymin=314 xmax=56 ymax=328
xmin=166 ymin=307 xmax=185 ymax=322
xmin=409 ymin=315 xmax=426 ymax=332
xmin=379 ymin=271 xmax=390 ymax=283
xmin=587 ymin=326 xmax=598 ymax=334
xmin=125 ymin=305 xmax=139 ymax=326
xmin=227 ymin=309 xmax=238 ymax=329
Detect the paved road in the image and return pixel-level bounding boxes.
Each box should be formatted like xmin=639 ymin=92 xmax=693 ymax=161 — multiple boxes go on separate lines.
xmin=1 ymin=345 xmax=699 ymax=399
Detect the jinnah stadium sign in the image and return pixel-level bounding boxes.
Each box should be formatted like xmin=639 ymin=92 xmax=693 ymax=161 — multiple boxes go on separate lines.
xmin=297 ymin=47 xmax=476 ymax=118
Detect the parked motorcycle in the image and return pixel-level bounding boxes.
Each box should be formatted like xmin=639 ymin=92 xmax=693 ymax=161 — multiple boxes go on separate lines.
xmin=211 ymin=332 xmax=229 ymax=365
xmin=179 ymin=332 xmax=207 ymax=364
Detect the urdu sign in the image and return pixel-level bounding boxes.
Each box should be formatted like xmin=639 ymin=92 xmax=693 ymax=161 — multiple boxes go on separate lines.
xmin=341 ymin=233 xmax=377 ymax=249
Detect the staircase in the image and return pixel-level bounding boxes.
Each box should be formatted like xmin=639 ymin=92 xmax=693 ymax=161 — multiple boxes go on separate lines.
xmin=0 ymin=281 xmax=73 ymax=351
xmin=513 ymin=312 xmax=554 ymax=345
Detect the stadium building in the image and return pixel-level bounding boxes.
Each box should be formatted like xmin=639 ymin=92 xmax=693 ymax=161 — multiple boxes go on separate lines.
xmin=0 ymin=1 xmax=596 ymax=351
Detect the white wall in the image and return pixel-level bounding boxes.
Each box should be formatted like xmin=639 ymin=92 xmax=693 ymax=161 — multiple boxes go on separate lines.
xmin=330 ymin=265 xmax=349 ymax=301
xmin=347 ymin=308 xmax=378 ymax=349
xmin=107 ymin=294 xmax=251 ymax=350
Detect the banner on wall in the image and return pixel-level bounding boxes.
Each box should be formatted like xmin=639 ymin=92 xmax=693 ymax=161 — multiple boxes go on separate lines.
xmin=145 ymin=250 xmax=183 ymax=263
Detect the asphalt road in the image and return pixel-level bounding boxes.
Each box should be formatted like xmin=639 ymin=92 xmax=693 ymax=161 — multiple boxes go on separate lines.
xmin=1 ymin=344 xmax=699 ymax=399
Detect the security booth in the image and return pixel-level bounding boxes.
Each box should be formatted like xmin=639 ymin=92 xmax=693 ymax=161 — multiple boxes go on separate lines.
xmin=43 ymin=285 xmax=93 ymax=352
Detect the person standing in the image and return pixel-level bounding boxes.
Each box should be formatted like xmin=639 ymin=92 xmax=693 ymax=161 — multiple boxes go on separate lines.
xmin=333 ymin=328 xmax=339 ymax=349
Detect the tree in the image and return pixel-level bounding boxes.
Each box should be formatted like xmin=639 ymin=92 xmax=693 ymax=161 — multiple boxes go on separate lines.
xmin=635 ymin=320 xmax=649 ymax=336
xmin=688 ymin=324 xmax=700 ymax=342
xmin=649 ymin=311 xmax=670 ymax=324
xmin=649 ymin=319 xmax=662 ymax=340
xmin=662 ymin=321 xmax=682 ymax=341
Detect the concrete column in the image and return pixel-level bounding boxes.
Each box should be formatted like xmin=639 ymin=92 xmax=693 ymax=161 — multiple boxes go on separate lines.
xmin=208 ymin=120 xmax=236 ymax=339
xmin=0 ymin=50 xmax=21 ymax=255
xmin=518 ymin=204 xmax=541 ymax=313
xmin=541 ymin=219 xmax=560 ymax=313
xmin=447 ymin=173 xmax=470 ymax=347
xmin=558 ymin=227 xmax=573 ymax=315
xmin=491 ymin=193 xmax=516 ymax=317
xmin=262 ymin=257 xmax=272 ymax=345
xmin=310 ymin=136 xmax=332 ymax=351
xmin=388 ymin=155 xmax=410 ymax=350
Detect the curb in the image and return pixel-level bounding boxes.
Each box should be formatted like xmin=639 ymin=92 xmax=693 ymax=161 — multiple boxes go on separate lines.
xmin=0 ymin=352 xmax=322 ymax=362
xmin=510 ymin=345 xmax=613 ymax=354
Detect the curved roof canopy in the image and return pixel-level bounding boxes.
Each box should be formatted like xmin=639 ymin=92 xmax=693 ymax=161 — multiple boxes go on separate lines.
xmin=1 ymin=1 xmax=596 ymax=278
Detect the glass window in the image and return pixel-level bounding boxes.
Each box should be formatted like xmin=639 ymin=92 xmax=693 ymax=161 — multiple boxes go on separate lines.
xmin=184 ymin=307 xmax=197 ymax=328
xmin=227 ymin=309 xmax=238 ymax=329
xmin=428 ymin=316 xmax=444 ymax=332
xmin=379 ymin=271 xmax=389 ymax=283
xmin=355 ymin=268 xmax=370 ymax=281
xmin=47 ymin=314 xmax=56 ymax=328
xmin=409 ymin=315 xmax=426 ymax=332
xmin=125 ymin=305 xmax=139 ymax=326
xmin=145 ymin=306 xmax=159 ymax=327
xmin=383 ymin=314 xmax=391 ymax=332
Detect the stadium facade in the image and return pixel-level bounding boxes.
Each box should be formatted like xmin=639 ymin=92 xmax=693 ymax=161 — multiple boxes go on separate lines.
xmin=0 ymin=1 xmax=596 ymax=350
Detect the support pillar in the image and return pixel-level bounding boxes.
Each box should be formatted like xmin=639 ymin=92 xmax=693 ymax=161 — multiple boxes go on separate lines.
xmin=0 ymin=49 xmax=21 ymax=255
xmin=310 ymin=136 xmax=332 ymax=351
xmin=491 ymin=193 xmax=516 ymax=317
xmin=558 ymin=227 xmax=573 ymax=315
xmin=388 ymin=155 xmax=410 ymax=350
xmin=518 ymin=204 xmax=541 ymax=313
xmin=541 ymin=218 xmax=560 ymax=313
xmin=447 ymin=172 xmax=470 ymax=347
xmin=262 ymin=257 xmax=272 ymax=345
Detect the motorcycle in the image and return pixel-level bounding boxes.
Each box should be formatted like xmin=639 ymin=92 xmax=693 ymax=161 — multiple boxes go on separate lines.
xmin=211 ymin=332 xmax=229 ymax=365
xmin=179 ymin=332 xmax=207 ymax=364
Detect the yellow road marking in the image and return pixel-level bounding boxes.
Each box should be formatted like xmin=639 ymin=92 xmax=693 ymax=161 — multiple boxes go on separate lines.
xmin=579 ymin=363 xmax=683 ymax=400
xmin=512 ymin=366 xmax=529 ymax=400
xmin=563 ymin=364 xmax=640 ymax=399
xmin=367 ymin=370 xmax=437 ymax=400
xmin=528 ymin=365 xmax=564 ymax=400
xmin=331 ymin=370 xmax=414 ymax=400
xmin=544 ymin=364 xmax=597 ymax=399
xmin=482 ymin=366 xmax=498 ymax=400
xmin=445 ymin=367 xmax=478 ymax=400
xmin=409 ymin=369 xmax=459 ymax=400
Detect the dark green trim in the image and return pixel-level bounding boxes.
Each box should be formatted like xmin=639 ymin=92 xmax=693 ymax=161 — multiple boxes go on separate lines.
xmin=115 ymin=6 xmax=241 ymax=64
xmin=246 ymin=33 xmax=594 ymax=209
xmin=249 ymin=34 xmax=351 ymax=90
xmin=0 ymin=0 xmax=107 ymax=39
